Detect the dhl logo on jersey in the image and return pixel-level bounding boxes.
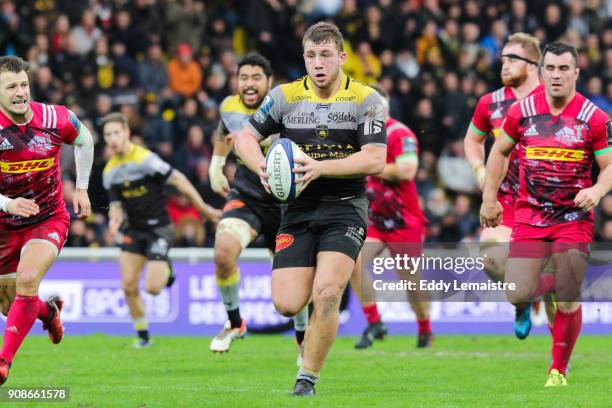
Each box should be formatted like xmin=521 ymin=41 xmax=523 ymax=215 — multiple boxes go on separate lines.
xmin=0 ymin=158 xmax=55 ymax=173
xmin=525 ymin=147 xmax=585 ymax=162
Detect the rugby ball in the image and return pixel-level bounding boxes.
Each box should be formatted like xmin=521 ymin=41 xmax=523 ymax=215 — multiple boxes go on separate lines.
xmin=265 ymin=139 xmax=306 ymax=201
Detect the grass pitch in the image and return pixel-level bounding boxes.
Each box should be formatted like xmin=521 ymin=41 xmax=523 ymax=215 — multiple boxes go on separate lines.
xmin=4 ymin=334 xmax=610 ymax=407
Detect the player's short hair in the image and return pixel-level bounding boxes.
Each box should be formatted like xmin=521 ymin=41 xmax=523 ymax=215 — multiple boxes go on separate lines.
xmin=237 ymin=52 xmax=273 ymax=77
xmin=0 ymin=56 xmax=30 ymax=75
xmin=303 ymin=22 xmax=344 ymax=53
xmin=506 ymin=33 xmax=541 ymax=64
xmin=542 ymin=41 xmax=578 ymax=66
xmin=371 ymin=85 xmax=390 ymax=110
xmin=101 ymin=112 xmax=129 ymax=130
xmin=371 ymin=84 xmax=389 ymax=100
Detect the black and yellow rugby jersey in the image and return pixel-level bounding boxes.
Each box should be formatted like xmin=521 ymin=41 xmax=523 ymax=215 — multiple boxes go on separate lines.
xmin=247 ymin=73 xmax=387 ymax=200
xmin=102 ymin=144 xmax=173 ymax=229
xmin=217 ymin=94 xmax=276 ymax=202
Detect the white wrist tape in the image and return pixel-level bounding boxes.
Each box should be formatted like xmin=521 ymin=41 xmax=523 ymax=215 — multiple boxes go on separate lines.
xmin=0 ymin=194 xmax=13 ymax=212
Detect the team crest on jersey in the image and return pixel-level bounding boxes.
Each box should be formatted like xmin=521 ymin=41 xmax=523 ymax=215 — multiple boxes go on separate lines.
xmin=27 ymin=134 xmax=52 ymax=154
xmin=316 ymin=125 xmax=329 ymax=139
xmin=524 ymin=124 xmax=539 ymax=136
xmin=555 ymin=126 xmax=581 ymax=143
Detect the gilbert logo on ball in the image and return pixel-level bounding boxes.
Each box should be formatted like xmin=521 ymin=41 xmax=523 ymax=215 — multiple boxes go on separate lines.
xmin=265 ymin=139 xmax=306 ymax=201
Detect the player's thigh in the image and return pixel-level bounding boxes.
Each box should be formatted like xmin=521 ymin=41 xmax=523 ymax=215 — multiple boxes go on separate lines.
xmin=18 ymin=241 xmax=59 ymax=289
xmin=0 ymin=276 xmax=16 ymax=315
xmin=350 ymin=238 xmax=385 ymax=302
xmin=551 ymin=249 xmax=588 ymax=303
xmin=217 ymin=196 xmax=260 ymax=251
xmin=17 ymin=215 xmax=70 ymax=288
xmin=215 ymin=217 xmax=256 ymax=267
xmin=505 ymin=256 xmax=549 ymax=303
xmin=313 ymin=251 xmax=355 ymax=309
xmin=271 ymin=267 xmax=315 ymax=316
xmin=480 ymin=224 xmax=512 ymax=243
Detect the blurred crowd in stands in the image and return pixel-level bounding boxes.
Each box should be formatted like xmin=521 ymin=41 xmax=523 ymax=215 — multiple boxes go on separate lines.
xmin=1 ymin=0 xmax=611 ymax=246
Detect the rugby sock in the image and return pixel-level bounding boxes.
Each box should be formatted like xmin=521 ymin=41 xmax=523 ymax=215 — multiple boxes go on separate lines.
xmin=0 ymin=295 xmax=39 ymax=363
xmin=417 ymin=318 xmax=432 ymax=335
xmin=362 ymin=303 xmax=380 ymax=324
xmin=227 ymin=308 xmax=242 ymax=329
xmin=297 ymin=366 xmax=319 ymax=385
xmin=533 ymin=274 xmax=555 ymax=298
xmin=36 ymin=297 xmax=49 ymax=321
xmin=134 ymin=317 xmax=149 ymax=341
xmin=217 ymin=269 xmax=242 ymax=328
xmin=550 ymin=306 xmax=582 ymax=376
xmin=293 ymin=306 xmax=309 ymax=345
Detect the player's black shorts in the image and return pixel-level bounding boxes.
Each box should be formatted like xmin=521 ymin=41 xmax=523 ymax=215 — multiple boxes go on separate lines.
xmin=273 ymin=196 xmax=368 ymax=268
xmin=120 ymin=224 xmax=173 ymax=262
xmin=221 ymin=189 xmax=281 ymax=252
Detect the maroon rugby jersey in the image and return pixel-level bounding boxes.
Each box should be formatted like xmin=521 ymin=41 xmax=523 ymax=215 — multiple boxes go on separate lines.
xmin=470 ymin=84 xmax=544 ymax=208
xmin=366 ymin=118 xmax=426 ymax=231
xmin=501 ymin=91 xmax=612 ymax=226
xmin=0 ymin=102 xmax=80 ymax=229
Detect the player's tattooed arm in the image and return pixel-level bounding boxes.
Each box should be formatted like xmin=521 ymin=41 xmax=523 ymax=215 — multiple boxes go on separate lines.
xmin=167 ymin=170 xmax=222 ymax=222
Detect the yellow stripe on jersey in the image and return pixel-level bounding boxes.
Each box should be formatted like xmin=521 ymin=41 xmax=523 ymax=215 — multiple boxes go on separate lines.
xmin=525 ymin=147 xmax=585 ymax=162
xmin=220 ymin=94 xmax=257 ymax=115
xmin=0 ymin=158 xmax=55 ymax=173
xmin=280 ymin=73 xmax=375 ymax=104
xmin=103 ymin=144 xmax=151 ymax=173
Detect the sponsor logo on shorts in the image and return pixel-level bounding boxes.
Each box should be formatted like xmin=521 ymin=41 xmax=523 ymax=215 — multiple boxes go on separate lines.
xmin=48 ymin=232 xmax=60 ymax=243
xmin=525 ymin=147 xmax=584 ymax=162
xmin=0 ymin=158 xmax=55 ymax=173
xmin=223 ymin=200 xmax=245 ymax=212
xmin=275 ymin=233 xmax=294 ymax=252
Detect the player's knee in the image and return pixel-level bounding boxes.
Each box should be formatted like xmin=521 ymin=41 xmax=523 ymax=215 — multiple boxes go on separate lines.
xmin=144 ymin=282 xmax=162 ymax=296
xmin=272 ymin=294 xmax=302 ymax=317
xmin=482 ymin=255 xmax=504 ymax=281
xmin=214 ymin=244 xmax=238 ymax=277
xmin=121 ymin=279 xmax=139 ymax=297
xmin=15 ymin=266 xmax=41 ymax=293
xmin=506 ymin=287 xmax=530 ymax=305
xmin=313 ymin=285 xmax=343 ymax=315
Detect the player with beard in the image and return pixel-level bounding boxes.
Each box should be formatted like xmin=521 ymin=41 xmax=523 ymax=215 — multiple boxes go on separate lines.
xmin=464 ymin=33 xmax=555 ymax=339
xmin=208 ymin=53 xmax=309 ymax=360
xmin=481 ymin=41 xmax=612 ymax=386
xmin=0 ymin=56 xmax=94 ymax=384
xmin=349 ymin=86 xmax=432 ymax=350
xmin=235 ymin=22 xmax=387 ymax=396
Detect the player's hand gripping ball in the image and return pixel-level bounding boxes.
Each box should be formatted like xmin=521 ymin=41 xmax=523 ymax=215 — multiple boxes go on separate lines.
xmin=265 ymin=139 xmax=306 ymax=201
